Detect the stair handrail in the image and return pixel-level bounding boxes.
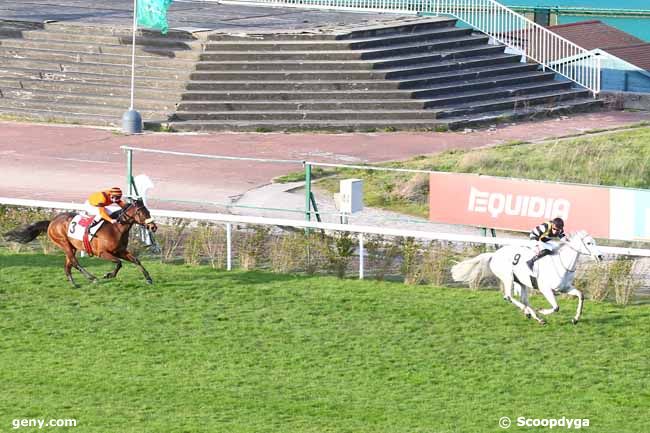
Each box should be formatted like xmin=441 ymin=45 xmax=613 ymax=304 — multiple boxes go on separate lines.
xmin=219 ymin=0 xmax=601 ymax=94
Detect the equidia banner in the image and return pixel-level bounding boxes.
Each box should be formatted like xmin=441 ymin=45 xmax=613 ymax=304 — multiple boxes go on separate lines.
xmin=429 ymin=172 xmax=650 ymax=240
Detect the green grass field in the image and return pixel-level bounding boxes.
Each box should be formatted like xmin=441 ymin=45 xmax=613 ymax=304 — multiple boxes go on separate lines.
xmin=1 ymin=251 xmax=649 ymax=433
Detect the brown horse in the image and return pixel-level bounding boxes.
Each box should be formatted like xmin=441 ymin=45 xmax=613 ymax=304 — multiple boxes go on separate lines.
xmin=4 ymin=199 xmax=158 ymax=287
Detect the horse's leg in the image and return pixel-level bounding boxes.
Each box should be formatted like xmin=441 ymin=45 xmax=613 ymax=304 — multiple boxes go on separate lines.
xmin=64 ymin=254 xmax=78 ymax=288
xmin=99 ymin=251 xmax=122 ymax=279
xmin=502 ymin=278 xmax=513 ymax=302
xmin=519 ymin=285 xmax=545 ymax=324
xmin=71 ymin=253 xmax=97 ymax=283
xmin=118 ymin=250 xmax=153 ymax=284
xmin=566 ymin=286 xmax=584 ymax=325
xmin=57 ymin=240 xmax=95 ymax=286
xmin=537 ymin=286 xmax=560 ymax=316
xmin=503 ymin=277 xmax=530 ymax=317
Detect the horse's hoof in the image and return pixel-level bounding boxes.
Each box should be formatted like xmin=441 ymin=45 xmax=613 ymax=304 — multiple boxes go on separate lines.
xmin=103 ymin=273 xmax=113 ymax=279
xmin=571 ymin=318 xmax=579 ymax=325
xmin=146 ymin=279 xmax=153 ymax=285
xmin=539 ymin=320 xmax=547 ymax=326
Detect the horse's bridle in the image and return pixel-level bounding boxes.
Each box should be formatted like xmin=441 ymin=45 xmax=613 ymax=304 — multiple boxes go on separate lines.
xmin=557 ymin=235 xmax=593 ymax=273
xmin=116 ymin=202 xmax=150 ymax=226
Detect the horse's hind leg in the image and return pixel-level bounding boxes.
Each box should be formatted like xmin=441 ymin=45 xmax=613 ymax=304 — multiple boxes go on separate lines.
xmin=59 ymin=243 xmax=96 ymax=286
xmin=119 ymin=250 xmax=153 ymax=284
xmin=69 ymin=252 xmax=97 ymax=283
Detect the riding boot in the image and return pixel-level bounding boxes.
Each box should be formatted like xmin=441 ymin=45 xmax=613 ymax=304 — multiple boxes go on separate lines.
xmin=527 ymin=249 xmax=551 ymax=270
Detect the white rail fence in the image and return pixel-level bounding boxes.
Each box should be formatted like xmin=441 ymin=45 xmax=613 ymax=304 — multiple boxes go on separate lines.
xmin=219 ymin=0 xmax=601 ymax=93
xmin=2 ymin=197 xmax=648 ymax=280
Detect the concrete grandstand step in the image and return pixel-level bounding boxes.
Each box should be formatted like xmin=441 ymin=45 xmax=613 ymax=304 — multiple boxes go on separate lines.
xmin=0 ymin=38 xmax=199 ymax=59
xmin=421 ymin=81 xmax=574 ymax=108
xmin=440 ymin=97 xmax=603 ymax=128
xmin=166 ymin=118 xmax=446 ymax=132
xmin=359 ymin=34 xmax=490 ymax=59
xmin=395 ymin=62 xmax=540 ymax=89
xmin=338 ymin=17 xmax=458 ymax=39
xmin=390 ymin=53 xmax=523 ymax=77
xmin=6 ymin=28 xmax=199 ymax=49
xmin=176 ymin=99 xmax=429 ymax=112
xmin=0 ymin=106 xmax=122 ymax=126
xmin=180 ymin=89 xmax=414 ymax=102
xmin=204 ymin=31 xmax=485 ymax=55
xmin=409 ymin=71 xmax=557 ymax=98
xmin=42 ymin=22 xmax=198 ymax=40
xmin=190 ymin=69 xmax=389 ymax=82
xmin=434 ymin=89 xmax=593 ymax=118
xmin=0 ymin=97 xmax=170 ymax=120
xmin=171 ymin=109 xmax=441 ymax=122
xmin=185 ymin=79 xmax=402 ymax=92
xmin=0 ymin=87 xmax=176 ymax=111
xmin=0 ymin=46 xmax=197 ymax=68
xmin=194 ymin=59 xmax=377 ymax=72
xmin=0 ymin=57 xmax=190 ymax=79
xmin=0 ymin=66 xmax=186 ymax=89
xmin=0 ymin=77 xmax=184 ymax=99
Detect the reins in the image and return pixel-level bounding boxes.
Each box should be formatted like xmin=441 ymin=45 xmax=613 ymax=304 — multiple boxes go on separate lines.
xmin=556 ymin=235 xmax=590 ymax=273
xmin=116 ymin=202 xmax=142 ymax=226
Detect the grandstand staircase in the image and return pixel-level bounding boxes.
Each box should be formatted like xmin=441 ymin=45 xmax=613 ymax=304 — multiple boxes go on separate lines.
xmin=0 ymin=20 xmax=199 ymax=126
xmin=0 ymin=16 xmax=602 ymax=131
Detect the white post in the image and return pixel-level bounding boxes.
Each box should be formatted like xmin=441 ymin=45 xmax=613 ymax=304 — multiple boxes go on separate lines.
xmin=226 ymin=223 xmax=232 ymax=271
xmin=130 ymin=0 xmax=137 ymax=110
xmin=122 ymin=0 xmax=142 ymax=133
xmin=358 ymin=233 xmax=364 ymax=280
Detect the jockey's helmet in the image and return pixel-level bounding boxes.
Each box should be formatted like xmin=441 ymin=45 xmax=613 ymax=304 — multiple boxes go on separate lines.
xmin=109 ymin=187 xmax=123 ymax=199
xmin=552 ymin=217 xmax=564 ymax=230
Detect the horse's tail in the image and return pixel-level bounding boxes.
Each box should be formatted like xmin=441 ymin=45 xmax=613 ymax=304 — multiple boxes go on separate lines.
xmin=451 ymin=252 xmax=494 ymax=287
xmin=3 ymin=220 xmax=51 ymax=243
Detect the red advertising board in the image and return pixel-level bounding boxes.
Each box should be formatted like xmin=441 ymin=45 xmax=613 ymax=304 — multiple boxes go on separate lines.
xmin=429 ymin=173 xmax=610 ymax=237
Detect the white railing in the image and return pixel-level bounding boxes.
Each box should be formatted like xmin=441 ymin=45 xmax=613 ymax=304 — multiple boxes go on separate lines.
xmin=2 ymin=197 xmax=648 ymax=280
xmin=218 ymin=0 xmax=601 ymax=93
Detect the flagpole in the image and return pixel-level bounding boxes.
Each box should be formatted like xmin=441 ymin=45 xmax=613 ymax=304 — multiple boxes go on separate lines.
xmin=130 ymin=0 xmax=137 ymax=110
xmin=122 ymin=0 xmax=143 ymax=133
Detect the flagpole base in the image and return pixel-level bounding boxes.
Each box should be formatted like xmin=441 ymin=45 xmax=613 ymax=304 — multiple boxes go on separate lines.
xmin=122 ymin=109 xmax=143 ymax=134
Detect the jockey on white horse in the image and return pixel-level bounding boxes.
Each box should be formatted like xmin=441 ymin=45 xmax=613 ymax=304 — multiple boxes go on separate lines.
xmin=527 ymin=217 xmax=567 ymax=271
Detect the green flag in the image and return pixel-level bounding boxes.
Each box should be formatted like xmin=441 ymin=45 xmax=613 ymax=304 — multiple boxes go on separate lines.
xmin=137 ymin=0 xmax=173 ymax=34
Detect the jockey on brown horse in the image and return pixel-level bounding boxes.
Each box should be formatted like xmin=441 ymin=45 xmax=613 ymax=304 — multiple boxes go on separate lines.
xmin=4 ymin=190 xmax=158 ymax=287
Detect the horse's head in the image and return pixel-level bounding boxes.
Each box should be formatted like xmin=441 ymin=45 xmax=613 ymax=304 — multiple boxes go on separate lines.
xmin=568 ymin=230 xmax=603 ymax=262
xmin=119 ymin=198 xmax=157 ymax=232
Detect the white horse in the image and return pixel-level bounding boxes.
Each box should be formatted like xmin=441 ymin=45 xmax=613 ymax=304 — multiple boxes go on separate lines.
xmin=451 ymin=230 xmax=603 ymax=325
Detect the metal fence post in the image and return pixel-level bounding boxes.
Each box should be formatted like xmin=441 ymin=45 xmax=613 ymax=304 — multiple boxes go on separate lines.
xmin=126 ymin=148 xmax=134 ymax=196
xmin=226 ymin=223 xmax=232 ymax=271
xmin=304 ymin=162 xmax=312 ymax=221
xmin=359 ymin=233 xmax=364 ymax=280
